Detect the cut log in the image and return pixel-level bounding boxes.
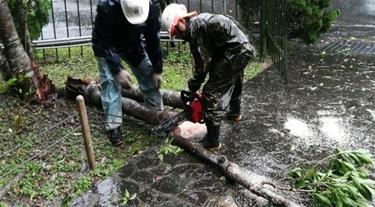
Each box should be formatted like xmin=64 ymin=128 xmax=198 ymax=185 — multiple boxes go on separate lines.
xmin=172 ymin=122 xmax=302 ymax=207
xmin=66 ymin=77 xmax=178 ymax=125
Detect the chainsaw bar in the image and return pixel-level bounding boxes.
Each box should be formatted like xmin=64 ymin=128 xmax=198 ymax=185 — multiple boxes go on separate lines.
xmin=151 ymin=112 xmax=186 ymax=136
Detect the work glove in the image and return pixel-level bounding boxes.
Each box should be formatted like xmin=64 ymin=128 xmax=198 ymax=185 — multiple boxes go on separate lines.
xmin=152 ymin=73 xmax=162 ymax=90
xmin=116 ymin=70 xmax=132 ymax=89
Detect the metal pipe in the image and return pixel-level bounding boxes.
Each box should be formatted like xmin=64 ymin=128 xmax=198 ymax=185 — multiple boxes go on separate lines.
xmin=63 ymin=0 xmax=71 ymax=58
xmin=76 ymin=0 xmax=83 ymax=56
xmin=89 ymin=0 xmax=94 ymax=26
xmin=223 ymin=0 xmax=226 ymax=14
xmin=39 ymin=25 xmax=46 ymax=62
xmin=50 ymin=0 xmax=58 ymax=61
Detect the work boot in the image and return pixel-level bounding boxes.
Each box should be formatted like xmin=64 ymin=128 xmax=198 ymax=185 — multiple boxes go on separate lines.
xmin=201 ymin=124 xmax=221 ymax=150
xmin=107 ymin=127 xmax=123 ymax=146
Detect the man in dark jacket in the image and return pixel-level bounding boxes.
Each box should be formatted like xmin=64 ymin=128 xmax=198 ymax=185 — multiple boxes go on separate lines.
xmin=92 ymin=0 xmax=163 ymax=146
xmin=162 ymin=4 xmax=256 ymax=150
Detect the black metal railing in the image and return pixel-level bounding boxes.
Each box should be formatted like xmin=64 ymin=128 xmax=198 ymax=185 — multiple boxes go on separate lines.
xmin=35 ymin=0 xmax=240 ymax=62
xmin=260 ymin=0 xmax=288 ymax=82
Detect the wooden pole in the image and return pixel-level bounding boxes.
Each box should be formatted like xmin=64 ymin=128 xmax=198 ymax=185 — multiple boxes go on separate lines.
xmin=76 ymin=95 xmax=96 ymax=170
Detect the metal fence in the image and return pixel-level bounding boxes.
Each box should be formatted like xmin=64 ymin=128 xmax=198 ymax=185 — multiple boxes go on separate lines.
xmin=35 ymin=0 xmax=289 ymax=80
xmin=260 ymin=0 xmax=288 ymax=82
xmin=35 ymin=0 xmax=239 ymax=61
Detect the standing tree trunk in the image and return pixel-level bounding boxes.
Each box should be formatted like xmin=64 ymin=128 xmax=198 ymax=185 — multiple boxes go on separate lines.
xmin=0 ymin=45 xmax=10 ymax=80
xmin=0 ymin=0 xmax=31 ymax=75
xmin=0 ymin=0 xmax=55 ymax=102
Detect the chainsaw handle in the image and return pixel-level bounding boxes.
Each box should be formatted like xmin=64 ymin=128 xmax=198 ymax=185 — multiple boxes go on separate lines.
xmin=181 ymin=90 xmax=198 ymax=104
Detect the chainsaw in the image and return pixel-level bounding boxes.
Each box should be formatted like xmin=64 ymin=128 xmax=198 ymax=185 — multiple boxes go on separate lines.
xmin=151 ymin=90 xmax=204 ymax=136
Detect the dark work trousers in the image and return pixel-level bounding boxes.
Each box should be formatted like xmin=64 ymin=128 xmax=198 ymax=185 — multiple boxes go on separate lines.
xmin=202 ymin=49 xmax=252 ymax=128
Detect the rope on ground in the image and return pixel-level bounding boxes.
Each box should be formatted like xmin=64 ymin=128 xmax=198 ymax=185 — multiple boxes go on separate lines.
xmin=0 ymin=125 xmax=81 ymax=180
xmin=0 ymin=112 xmax=78 ymax=159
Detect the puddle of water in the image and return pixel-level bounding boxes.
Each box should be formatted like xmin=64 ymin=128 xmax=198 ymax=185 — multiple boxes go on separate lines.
xmin=366 ymin=109 xmax=375 ymax=121
xmin=284 ymin=117 xmax=312 ymax=139
xmin=320 ymin=117 xmax=347 ymax=143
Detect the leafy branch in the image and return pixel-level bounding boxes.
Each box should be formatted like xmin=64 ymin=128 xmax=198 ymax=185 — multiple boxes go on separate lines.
xmin=289 ymin=149 xmax=375 ymax=207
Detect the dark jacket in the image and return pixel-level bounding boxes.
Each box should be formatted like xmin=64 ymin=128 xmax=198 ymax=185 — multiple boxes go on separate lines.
xmin=92 ymin=0 xmax=163 ymax=75
xmin=186 ymin=13 xmax=255 ymax=92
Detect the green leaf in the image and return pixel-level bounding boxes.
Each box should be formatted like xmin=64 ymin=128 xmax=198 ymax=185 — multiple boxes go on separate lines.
xmin=289 ymin=167 xmax=303 ymax=178
xmin=158 ymin=154 xmax=164 ymax=161
xmin=314 ymin=193 xmax=332 ymax=207
xmin=334 ymin=191 xmax=344 ymax=207
xmin=342 ymin=196 xmax=360 ymax=207
xmin=129 ymin=193 xmax=137 ymax=200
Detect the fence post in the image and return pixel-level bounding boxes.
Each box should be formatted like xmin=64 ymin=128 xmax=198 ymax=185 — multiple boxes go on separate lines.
xmin=76 ymin=95 xmax=96 ymax=170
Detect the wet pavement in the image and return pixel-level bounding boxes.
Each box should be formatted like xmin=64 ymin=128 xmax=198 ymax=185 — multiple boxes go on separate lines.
xmin=71 ymin=39 xmax=375 ymax=206
xmin=69 ymin=6 xmax=375 ymax=202
xmin=332 ymin=0 xmax=375 ymax=26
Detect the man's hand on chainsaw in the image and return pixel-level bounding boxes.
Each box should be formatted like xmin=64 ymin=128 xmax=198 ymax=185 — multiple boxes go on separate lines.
xmin=181 ymin=90 xmax=204 ymax=123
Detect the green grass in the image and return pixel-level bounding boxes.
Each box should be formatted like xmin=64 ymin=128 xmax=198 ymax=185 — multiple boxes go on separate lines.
xmin=0 ymin=43 xmax=264 ymax=206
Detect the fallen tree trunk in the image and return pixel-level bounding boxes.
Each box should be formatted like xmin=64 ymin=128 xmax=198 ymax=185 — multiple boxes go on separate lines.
xmin=66 ymin=77 xmax=178 ymax=125
xmin=66 ymin=77 xmax=301 ymax=206
xmin=172 ymin=122 xmax=302 ymax=207
xmin=122 ymin=87 xmax=183 ymax=108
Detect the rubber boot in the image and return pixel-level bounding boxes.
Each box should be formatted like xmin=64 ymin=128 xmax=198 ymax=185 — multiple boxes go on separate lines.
xmin=227 ymin=100 xmax=241 ymax=122
xmin=201 ymin=124 xmax=221 ymax=150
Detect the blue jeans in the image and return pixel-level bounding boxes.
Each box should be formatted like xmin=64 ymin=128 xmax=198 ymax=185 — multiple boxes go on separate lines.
xmin=98 ymin=55 xmax=163 ymax=131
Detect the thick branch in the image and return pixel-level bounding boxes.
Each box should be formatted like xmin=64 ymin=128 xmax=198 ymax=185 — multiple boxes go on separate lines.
xmin=122 ymin=87 xmax=183 ymax=108
xmin=172 ymin=124 xmax=302 ymax=207
xmin=66 ymin=77 xmax=178 ymax=124
xmin=66 ymin=77 xmax=301 ymax=206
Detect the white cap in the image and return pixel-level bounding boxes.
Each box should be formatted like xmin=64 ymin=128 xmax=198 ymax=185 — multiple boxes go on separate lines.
xmin=161 ymin=3 xmax=187 ymax=31
xmin=120 ymin=0 xmax=150 ymax=25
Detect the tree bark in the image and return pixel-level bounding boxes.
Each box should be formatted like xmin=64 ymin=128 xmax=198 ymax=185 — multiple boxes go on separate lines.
xmin=66 ymin=77 xmax=178 ymax=125
xmin=0 ymin=45 xmax=10 ymax=80
xmin=123 ymin=87 xmax=183 ymax=109
xmin=0 ymin=0 xmax=55 ymax=103
xmin=172 ymin=125 xmax=302 ymax=207
xmin=0 ymin=0 xmax=30 ymax=75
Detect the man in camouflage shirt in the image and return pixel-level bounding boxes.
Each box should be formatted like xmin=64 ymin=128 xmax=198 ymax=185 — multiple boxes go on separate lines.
xmin=162 ymin=4 xmax=256 ymax=150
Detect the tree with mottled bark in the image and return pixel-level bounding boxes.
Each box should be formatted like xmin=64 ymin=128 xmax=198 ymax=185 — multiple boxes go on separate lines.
xmin=0 ymin=0 xmax=55 ymax=102
xmin=0 ymin=0 xmax=30 ymax=76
